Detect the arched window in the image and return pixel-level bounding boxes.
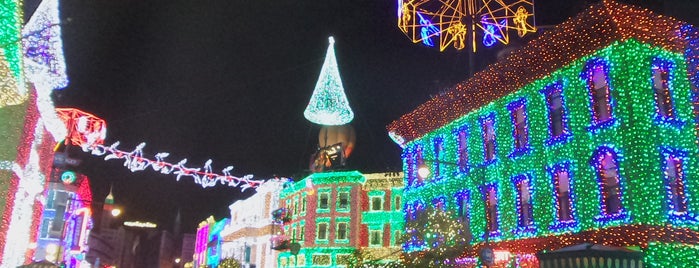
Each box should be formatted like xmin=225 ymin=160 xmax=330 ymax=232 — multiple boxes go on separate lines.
xmin=592 ymin=148 xmax=624 ymax=216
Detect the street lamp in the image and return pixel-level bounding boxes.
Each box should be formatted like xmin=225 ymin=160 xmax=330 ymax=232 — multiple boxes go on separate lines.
xmin=110 ymin=207 xmax=122 ymax=217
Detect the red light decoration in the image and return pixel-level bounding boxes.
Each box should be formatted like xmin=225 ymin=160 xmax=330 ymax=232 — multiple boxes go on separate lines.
xmin=55 ymin=108 xmax=106 ymax=148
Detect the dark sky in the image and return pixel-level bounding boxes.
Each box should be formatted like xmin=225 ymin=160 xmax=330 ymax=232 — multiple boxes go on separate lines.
xmin=26 ymin=0 xmax=687 ymax=232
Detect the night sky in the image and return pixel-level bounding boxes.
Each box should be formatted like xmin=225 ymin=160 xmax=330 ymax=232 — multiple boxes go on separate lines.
xmin=24 ymin=0 xmax=689 ymax=232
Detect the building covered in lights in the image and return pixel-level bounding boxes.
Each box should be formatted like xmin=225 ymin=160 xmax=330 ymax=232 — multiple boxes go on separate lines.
xmin=219 ymin=178 xmax=287 ymax=268
xmin=275 ymin=171 xmax=403 ymax=267
xmin=34 ymin=169 xmax=93 ymax=266
xmin=387 ymin=1 xmax=699 ymax=266
xmin=194 ymin=216 xmax=228 ymax=268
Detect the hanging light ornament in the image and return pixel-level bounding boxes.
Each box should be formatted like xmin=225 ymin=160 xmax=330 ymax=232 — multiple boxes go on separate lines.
xmin=303 ymin=36 xmax=354 ymax=126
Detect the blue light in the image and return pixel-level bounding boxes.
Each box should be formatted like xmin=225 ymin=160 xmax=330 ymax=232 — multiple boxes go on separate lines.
xmin=481 ymin=16 xmax=506 ymax=47
xmin=417 ymin=12 xmax=439 ymax=47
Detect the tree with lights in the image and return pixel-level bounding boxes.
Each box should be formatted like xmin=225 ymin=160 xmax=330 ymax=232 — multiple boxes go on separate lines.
xmin=402 ymin=207 xmax=470 ymax=267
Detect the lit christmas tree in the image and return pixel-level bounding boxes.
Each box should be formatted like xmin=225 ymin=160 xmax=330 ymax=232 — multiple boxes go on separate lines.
xmin=303 ymin=36 xmax=354 ymax=125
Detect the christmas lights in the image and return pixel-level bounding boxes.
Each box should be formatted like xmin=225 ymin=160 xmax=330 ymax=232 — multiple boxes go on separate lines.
xmin=0 ymin=0 xmax=24 ymax=89
xmin=22 ymin=0 xmax=68 ymax=91
xmin=303 ymin=37 xmax=354 ymax=126
xmin=397 ymin=0 xmax=535 ymax=52
xmin=83 ymin=141 xmax=261 ymax=190
xmin=392 ymin=1 xmax=699 ymax=265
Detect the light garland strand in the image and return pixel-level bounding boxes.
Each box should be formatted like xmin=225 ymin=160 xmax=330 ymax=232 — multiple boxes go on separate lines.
xmin=81 ymin=142 xmax=261 ymax=190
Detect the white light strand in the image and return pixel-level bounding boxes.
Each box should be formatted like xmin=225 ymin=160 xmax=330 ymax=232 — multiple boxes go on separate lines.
xmin=81 ymin=142 xmax=262 ymax=190
xmin=2 ymin=123 xmax=48 ymax=268
xmin=22 ymin=0 xmax=68 ymax=91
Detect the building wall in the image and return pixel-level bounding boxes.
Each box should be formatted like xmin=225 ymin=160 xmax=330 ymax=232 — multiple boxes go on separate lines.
xmin=398 ymin=27 xmax=699 ymax=268
xmin=277 ymin=171 xmax=404 ymax=267
xmin=221 ymin=179 xmax=286 ymax=268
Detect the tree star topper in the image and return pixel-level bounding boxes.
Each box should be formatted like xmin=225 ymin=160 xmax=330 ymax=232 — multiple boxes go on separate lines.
xmin=304 ymin=36 xmax=354 ymax=125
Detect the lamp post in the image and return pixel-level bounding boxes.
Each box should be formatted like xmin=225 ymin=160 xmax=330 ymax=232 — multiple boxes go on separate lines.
xmin=416 ymin=160 xmax=495 ymax=267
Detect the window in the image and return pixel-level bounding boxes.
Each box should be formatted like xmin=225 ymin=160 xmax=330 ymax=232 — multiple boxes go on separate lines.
xmin=664 ymin=153 xmax=688 ymax=213
xmin=652 ymin=59 xmax=675 ymax=118
xmin=554 ymin=169 xmax=574 ymax=222
xmin=416 ymin=146 xmax=425 ymax=183
xmin=338 ymin=192 xmax=350 ymax=210
xmin=371 ymin=196 xmax=383 ymax=211
xmin=482 ymin=117 xmax=496 ymax=162
xmin=406 ymin=149 xmax=416 ymax=187
xmin=542 ymin=83 xmax=568 ymax=141
xmin=317 ymin=223 xmax=328 ymax=240
xmin=509 ymin=100 xmax=529 ymax=151
xmin=585 ymin=60 xmax=613 ymax=124
xmin=319 ymin=192 xmax=329 ymax=210
xmin=433 ymin=137 xmax=444 ymax=178
xmin=395 ymin=195 xmax=401 ymax=211
xmin=515 ymin=178 xmax=534 ymax=227
xmin=292 ymin=227 xmax=297 ymax=242
xmin=300 ymin=225 xmax=305 ymax=241
xmin=40 ymin=219 xmax=51 ymax=238
xmin=593 ymin=149 xmax=623 ymax=215
xmin=394 ymin=230 xmax=402 ymax=245
xmin=485 ymin=185 xmax=499 ymax=233
xmin=455 ymin=127 xmax=469 ymax=173
xmin=456 ymin=192 xmax=471 ymax=232
xmin=549 ymin=88 xmax=565 ymax=137
xmin=369 ymin=230 xmax=382 ymax=246
xmin=293 ymin=200 xmax=298 ymax=215
xmin=337 ymin=222 xmax=348 ymax=240
xmin=301 ymin=198 xmax=307 ymax=213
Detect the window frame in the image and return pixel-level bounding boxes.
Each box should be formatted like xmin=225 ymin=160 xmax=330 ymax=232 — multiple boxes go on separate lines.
xmin=316 ymin=222 xmax=328 ymax=241
xmin=590 ymin=147 xmax=628 ymax=223
xmin=480 ymin=113 xmax=498 ymax=165
xmin=453 ymin=126 xmax=470 ymax=174
xmin=370 ymin=196 xmax=384 ymax=211
xmin=512 ymin=175 xmax=535 ymax=231
xmin=369 ymin=229 xmax=383 ymax=247
xmin=507 ymin=99 xmax=531 ymax=158
xmin=337 ymin=190 xmax=351 ymax=212
xmin=540 ymin=82 xmax=571 ymax=145
xmin=483 ymin=183 xmax=500 ymax=236
xmin=432 ymin=136 xmax=445 ymax=180
xmin=581 ymin=58 xmax=616 ymax=130
xmin=661 ymin=148 xmax=693 ymax=221
xmin=336 ymin=221 xmax=349 ymax=242
xmin=652 ymin=57 xmax=676 ymax=119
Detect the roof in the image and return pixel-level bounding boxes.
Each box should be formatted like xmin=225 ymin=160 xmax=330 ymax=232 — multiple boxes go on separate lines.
xmin=387 ymin=0 xmax=695 ymax=146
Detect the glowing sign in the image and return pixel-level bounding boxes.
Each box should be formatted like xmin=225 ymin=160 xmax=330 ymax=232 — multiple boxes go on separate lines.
xmin=123 ymin=221 xmax=157 ymax=228
xmin=60 ymin=170 xmax=76 ymax=184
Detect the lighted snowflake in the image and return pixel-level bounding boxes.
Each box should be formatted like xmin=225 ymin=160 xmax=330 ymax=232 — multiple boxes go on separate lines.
xmin=397 ymin=0 xmax=536 ymax=51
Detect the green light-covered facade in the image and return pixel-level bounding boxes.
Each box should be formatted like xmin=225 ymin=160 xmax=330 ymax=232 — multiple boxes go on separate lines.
xmin=277 ymin=171 xmax=403 ymax=267
xmin=390 ymin=1 xmax=699 ymax=266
